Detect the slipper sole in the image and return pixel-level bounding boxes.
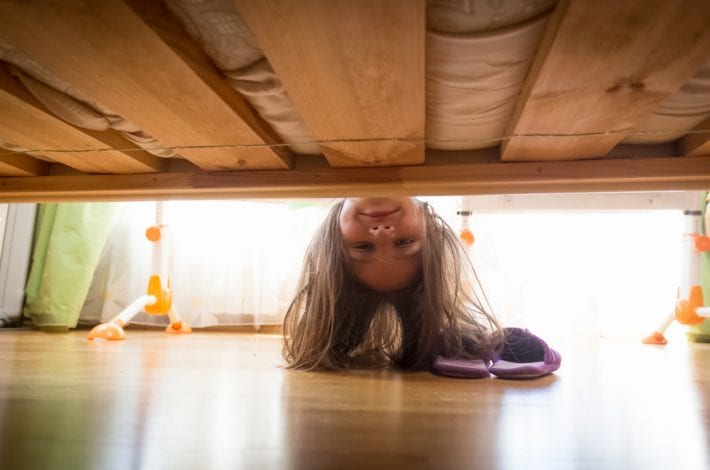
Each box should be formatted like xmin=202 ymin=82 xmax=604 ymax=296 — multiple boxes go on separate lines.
xmin=431 ymin=357 xmax=490 ymax=379
xmin=489 ymin=328 xmax=561 ymax=379
xmin=489 ymin=359 xmax=560 ymax=379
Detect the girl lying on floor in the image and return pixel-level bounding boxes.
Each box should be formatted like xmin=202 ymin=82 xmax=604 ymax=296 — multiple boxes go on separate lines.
xmin=283 ymin=197 xmax=560 ymax=379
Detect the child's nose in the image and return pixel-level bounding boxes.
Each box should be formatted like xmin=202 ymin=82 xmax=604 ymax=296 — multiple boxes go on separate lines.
xmin=369 ymin=224 xmax=395 ymax=237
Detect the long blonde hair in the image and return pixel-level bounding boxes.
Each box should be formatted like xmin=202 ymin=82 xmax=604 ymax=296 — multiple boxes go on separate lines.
xmin=283 ymin=200 xmax=502 ymax=370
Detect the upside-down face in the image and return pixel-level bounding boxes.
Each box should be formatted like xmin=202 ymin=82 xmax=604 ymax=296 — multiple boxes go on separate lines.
xmin=339 ymin=198 xmax=424 ymax=293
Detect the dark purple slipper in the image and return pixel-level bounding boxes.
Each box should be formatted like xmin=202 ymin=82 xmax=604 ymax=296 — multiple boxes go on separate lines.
xmin=489 ymin=328 xmax=561 ymax=379
xmin=431 ymin=357 xmax=490 ymax=379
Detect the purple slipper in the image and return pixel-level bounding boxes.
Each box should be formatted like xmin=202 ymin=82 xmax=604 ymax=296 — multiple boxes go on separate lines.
xmin=431 ymin=357 xmax=490 ymax=379
xmin=489 ymin=328 xmax=561 ymax=379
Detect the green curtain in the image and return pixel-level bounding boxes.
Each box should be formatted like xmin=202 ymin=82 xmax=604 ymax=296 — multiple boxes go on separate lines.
xmin=24 ymin=203 xmax=118 ymax=330
xmin=689 ymin=192 xmax=710 ymax=341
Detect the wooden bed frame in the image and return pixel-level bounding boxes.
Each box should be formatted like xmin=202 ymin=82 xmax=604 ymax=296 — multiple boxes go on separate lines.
xmin=0 ymin=0 xmax=709 ymax=202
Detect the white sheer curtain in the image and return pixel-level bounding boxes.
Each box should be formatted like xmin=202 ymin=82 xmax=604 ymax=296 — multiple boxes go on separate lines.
xmin=466 ymin=210 xmax=684 ymax=341
xmin=79 ymin=196 xmax=687 ymax=340
xmin=420 ymin=196 xmax=687 ymax=341
xmin=80 ymin=200 xmax=333 ymax=328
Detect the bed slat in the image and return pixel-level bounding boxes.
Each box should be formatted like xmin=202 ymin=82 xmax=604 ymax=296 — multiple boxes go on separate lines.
xmin=236 ymin=0 xmax=425 ymax=167
xmin=0 ymin=0 xmax=291 ymax=171
xmin=2 ymin=153 xmax=709 ymax=202
xmin=681 ymin=117 xmax=710 ymax=156
xmin=502 ymin=0 xmax=710 ymax=161
xmin=0 ymin=152 xmax=49 ymax=177
xmin=0 ymin=65 xmax=165 ymax=174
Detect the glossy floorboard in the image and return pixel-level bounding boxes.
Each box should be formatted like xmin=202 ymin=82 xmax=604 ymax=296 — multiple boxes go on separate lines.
xmin=0 ymin=330 xmax=708 ymax=470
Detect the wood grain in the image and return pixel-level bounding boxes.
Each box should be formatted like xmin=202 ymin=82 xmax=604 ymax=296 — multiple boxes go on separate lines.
xmin=502 ymin=0 xmax=710 ymax=161
xmin=0 ymin=330 xmax=708 ymax=469
xmin=125 ymin=0 xmax=292 ymax=164
xmin=2 ymin=152 xmax=710 ymax=202
xmin=235 ymin=0 xmax=425 ymax=167
xmin=680 ymin=117 xmax=710 ymax=156
xmin=0 ymin=64 xmax=164 ymax=174
xmin=0 ymin=152 xmax=49 ymax=176
xmin=0 ymin=0 xmax=291 ymax=171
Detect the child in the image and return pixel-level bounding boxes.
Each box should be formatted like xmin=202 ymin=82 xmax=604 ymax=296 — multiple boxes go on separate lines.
xmin=283 ymin=197 xmax=560 ymax=378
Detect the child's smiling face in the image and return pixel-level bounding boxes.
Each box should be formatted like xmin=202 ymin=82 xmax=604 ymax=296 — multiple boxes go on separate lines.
xmin=339 ymin=198 xmax=425 ymax=292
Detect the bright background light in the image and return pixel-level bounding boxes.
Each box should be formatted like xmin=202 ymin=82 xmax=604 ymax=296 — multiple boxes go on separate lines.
xmin=467 ymin=210 xmax=683 ymax=341
xmin=83 ymin=193 xmax=703 ymax=342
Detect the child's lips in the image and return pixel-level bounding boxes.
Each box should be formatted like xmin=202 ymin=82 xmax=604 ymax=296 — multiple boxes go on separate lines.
xmin=361 ymin=209 xmax=397 ymax=217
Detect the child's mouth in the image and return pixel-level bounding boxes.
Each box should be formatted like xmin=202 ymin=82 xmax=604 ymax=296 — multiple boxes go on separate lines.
xmin=362 ymin=209 xmax=397 ymax=217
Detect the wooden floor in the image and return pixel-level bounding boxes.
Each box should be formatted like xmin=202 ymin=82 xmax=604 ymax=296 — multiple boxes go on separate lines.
xmin=0 ymin=330 xmax=708 ymax=470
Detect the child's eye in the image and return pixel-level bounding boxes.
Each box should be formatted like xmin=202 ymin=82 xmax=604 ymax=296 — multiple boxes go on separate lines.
xmin=353 ymin=242 xmax=373 ymax=250
xmin=394 ymin=238 xmax=413 ymax=246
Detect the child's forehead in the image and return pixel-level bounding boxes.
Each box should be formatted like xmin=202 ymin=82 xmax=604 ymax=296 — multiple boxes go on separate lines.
xmin=349 ymin=255 xmax=422 ymax=293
